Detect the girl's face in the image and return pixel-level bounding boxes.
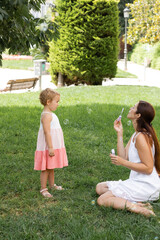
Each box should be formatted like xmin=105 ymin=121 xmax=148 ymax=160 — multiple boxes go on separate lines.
xmin=47 ymin=95 xmax=60 ymax=111
xmin=127 ymin=102 xmax=140 ymax=120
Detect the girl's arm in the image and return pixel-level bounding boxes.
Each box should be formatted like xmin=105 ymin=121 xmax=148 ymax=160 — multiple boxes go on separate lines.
xmin=110 ymin=133 xmax=154 ymax=174
xmin=114 ymin=119 xmax=130 ymax=160
xmin=41 ymin=114 xmax=55 ymax=156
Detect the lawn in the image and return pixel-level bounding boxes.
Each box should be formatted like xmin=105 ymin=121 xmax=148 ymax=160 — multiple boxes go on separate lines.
xmin=0 ymin=86 xmax=160 ymax=239
xmin=115 ymin=68 xmax=137 ymax=78
xmin=0 ymin=59 xmax=33 ymax=70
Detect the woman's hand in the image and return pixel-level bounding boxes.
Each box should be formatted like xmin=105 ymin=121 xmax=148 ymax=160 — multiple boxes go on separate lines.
xmin=114 ymin=119 xmax=123 ymax=134
xmin=49 ymin=147 xmax=55 ymax=157
xmin=110 ymin=153 xmax=124 ymax=166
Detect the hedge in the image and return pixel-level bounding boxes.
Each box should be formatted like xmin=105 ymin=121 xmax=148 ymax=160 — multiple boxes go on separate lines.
xmin=48 ymin=0 xmax=119 ymax=85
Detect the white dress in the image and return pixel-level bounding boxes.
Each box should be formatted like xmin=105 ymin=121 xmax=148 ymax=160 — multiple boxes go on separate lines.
xmin=107 ymin=132 xmax=160 ymax=202
xmin=34 ymin=112 xmax=68 ymax=171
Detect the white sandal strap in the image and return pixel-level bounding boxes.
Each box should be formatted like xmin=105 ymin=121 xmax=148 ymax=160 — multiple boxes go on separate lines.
xmin=40 ymin=188 xmax=48 ymax=193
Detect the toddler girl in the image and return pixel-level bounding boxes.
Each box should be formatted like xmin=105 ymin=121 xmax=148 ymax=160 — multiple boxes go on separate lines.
xmin=34 ymin=88 xmax=68 ymax=198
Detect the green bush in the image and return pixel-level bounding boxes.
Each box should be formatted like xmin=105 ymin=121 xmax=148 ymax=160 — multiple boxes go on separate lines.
xmin=151 ymin=42 xmax=160 ymax=70
xmin=129 ymin=42 xmax=160 ymax=70
xmin=48 ymin=0 xmax=119 ymax=85
xmin=129 ymin=43 xmax=151 ymax=65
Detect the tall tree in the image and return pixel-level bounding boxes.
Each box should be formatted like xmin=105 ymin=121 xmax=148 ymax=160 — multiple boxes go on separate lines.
xmin=127 ymin=0 xmax=160 ymax=45
xmin=0 ymin=0 xmax=45 ymax=64
xmin=49 ymin=0 xmax=119 ymax=86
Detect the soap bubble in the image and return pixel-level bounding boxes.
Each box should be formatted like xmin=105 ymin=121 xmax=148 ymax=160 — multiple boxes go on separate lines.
xmin=87 ymin=107 xmax=92 ymax=114
xmin=94 ymin=149 xmax=98 ymax=154
xmin=127 ymin=120 xmax=131 ymax=126
xmin=63 ymin=119 xmax=69 ymax=125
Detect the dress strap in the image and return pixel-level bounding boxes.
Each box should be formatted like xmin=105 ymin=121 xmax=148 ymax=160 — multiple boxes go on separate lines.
xmin=41 ymin=111 xmax=52 ymax=115
xmin=131 ymin=132 xmax=136 ymax=140
xmin=132 ymin=132 xmax=141 ymax=143
xmin=135 ymin=132 xmax=141 ymax=139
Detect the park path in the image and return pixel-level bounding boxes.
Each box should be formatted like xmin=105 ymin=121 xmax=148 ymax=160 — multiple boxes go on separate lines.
xmin=0 ymin=60 xmax=160 ymax=92
xmin=118 ymin=60 xmax=160 ymax=87
xmin=103 ymin=60 xmax=160 ymax=87
xmin=0 ymin=68 xmax=56 ymax=93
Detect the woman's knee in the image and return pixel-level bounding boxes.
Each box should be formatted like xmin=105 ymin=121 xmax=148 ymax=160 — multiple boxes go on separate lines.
xmin=97 ymin=191 xmax=115 ymax=207
xmin=96 ymin=182 xmax=108 ymax=195
xmin=97 ymin=195 xmax=106 ymax=206
xmin=96 ymin=183 xmax=102 ymax=195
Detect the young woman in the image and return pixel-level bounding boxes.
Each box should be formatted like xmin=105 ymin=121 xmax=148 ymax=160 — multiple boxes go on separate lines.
xmin=96 ymin=101 xmax=160 ymax=217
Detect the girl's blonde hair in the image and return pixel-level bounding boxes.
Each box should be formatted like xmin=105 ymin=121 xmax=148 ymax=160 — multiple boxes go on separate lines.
xmin=39 ymin=88 xmax=60 ymax=106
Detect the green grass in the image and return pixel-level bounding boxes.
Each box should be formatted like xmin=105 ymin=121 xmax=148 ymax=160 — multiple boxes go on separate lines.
xmin=0 ymin=86 xmax=160 ymax=239
xmin=0 ymin=59 xmax=33 ymax=70
xmin=115 ymin=68 xmax=137 ymax=78
xmin=0 ymin=59 xmax=137 ymax=78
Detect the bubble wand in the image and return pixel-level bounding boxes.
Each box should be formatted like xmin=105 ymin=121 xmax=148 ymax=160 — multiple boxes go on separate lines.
xmin=117 ymin=108 xmax=124 ymax=122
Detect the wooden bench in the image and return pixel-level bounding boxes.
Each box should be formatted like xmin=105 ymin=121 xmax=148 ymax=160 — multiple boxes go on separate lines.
xmin=1 ymin=77 xmax=39 ymax=92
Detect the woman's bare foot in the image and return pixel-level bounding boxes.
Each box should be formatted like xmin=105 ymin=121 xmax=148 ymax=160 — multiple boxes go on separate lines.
xmin=137 ymin=202 xmax=153 ymax=211
xmin=128 ymin=203 xmax=155 ymax=217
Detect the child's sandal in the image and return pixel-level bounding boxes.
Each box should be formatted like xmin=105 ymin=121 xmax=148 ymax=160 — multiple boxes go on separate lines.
xmin=52 ymin=184 xmax=64 ymax=190
xmin=40 ymin=188 xmax=53 ymax=198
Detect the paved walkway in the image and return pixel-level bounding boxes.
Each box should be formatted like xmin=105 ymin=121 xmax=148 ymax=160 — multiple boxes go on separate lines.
xmin=103 ymin=60 xmax=160 ymax=88
xmin=0 ymin=68 xmax=57 ymax=93
xmin=0 ymin=60 xmax=160 ymax=93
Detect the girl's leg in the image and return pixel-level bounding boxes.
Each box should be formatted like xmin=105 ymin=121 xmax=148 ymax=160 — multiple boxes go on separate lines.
xmin=48 ymin=169 xmax=54 ymax=188
xmin=40 ymin=170 xmax=49 ymax=190
xmin=96 ymin=182 xmax=109 ymax=195
xmin=40 ymin=170 xmax=52 ymax=198
xmin=97 ymin=191 xmax=155 ymax=217
xmin=48 ymin=169 xmax=64 ymax=190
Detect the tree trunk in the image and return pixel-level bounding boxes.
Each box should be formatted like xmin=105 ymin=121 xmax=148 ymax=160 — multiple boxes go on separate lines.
xmin=58 ymin=72 xmax=64 ymax=87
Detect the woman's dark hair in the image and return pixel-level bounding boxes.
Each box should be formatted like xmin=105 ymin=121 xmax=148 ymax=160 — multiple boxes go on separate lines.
xmin=136 ymin=100 xmax=160 ymax=174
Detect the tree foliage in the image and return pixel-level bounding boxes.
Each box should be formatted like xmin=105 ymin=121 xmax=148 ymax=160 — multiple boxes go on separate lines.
xmin=0 ymin=0 xmax=45 ymax=63
xmin=127 ymin=0 xmax=160 ymax=45
xmin=49 ymin=0 xmax=119 ymax=86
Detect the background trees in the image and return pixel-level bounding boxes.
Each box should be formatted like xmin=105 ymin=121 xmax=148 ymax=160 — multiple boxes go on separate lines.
xmin=0 ymin=0 xmax=45 ymax=64
xmin=49 ymin=0 xmax=119 ymax=86
xmin=126 ymin=0 xmax=160 ymax=70
xmin=127 ymin=0 xmax=160 ymax=45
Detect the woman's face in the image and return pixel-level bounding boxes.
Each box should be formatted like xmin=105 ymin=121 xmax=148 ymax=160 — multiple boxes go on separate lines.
xmin=127 ymin=102 xmax=140 ymax=120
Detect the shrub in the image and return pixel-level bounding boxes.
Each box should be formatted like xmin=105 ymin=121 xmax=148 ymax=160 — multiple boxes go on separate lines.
xmin=48 ymin=0 xmax=119 ymax=85
xmin=130 ymin=43 xmax=151 ymax=65
xmin=151 ymin=42 xmax=160 ymax=70
xmin=129 ymin=42 xmax=160 ymax=70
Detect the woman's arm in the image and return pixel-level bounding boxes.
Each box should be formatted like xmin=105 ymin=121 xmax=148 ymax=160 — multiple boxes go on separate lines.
xmin=41 ymin=114 xmax=55 ymax=156
xmin=110 ymin=133 xmax=154 ymax=174
xmin=114 ymin=119 xmax=130 ymax=160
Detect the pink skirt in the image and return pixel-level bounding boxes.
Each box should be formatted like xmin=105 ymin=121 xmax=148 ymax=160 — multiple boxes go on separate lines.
xmin=34 ymin=148 xmax=68 ymax=171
